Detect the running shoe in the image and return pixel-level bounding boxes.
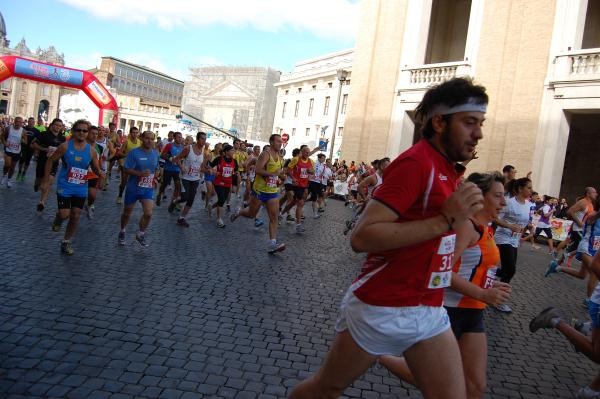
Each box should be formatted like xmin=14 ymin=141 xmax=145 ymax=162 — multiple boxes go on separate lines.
xmin=313 ymin=213 xmax=321 ymax=219
xmin=544 ymin=260 xmax=559 ymax=277
xmin=118 ymin=231 xmax=126 ymax=246
xmin=116 ymin=196 xmax=123 ymax=204
xmin=51 ymin=218 xmax=62 ymax=232
xmin=318 ymin=208 xmax=325 ymax=213
xmin=155 ymin=195 xmax=161 ymax=206
xmin=36 ymin=203 xmax=44 ymax=212
xmin=556 ymin=252 xmax=566 ymax=266
xmin=60 ymin=240 xmax=74 ymax=256
xmin=295 ymin=224 xmax=306 ymax=234
xmin=582 ymin=298 xmax=591 ymax=309
xmin=286 ymin=214 xmax=295 ymax=222
xmin=493 ymin=303 xmax=512 ymax=313
xmin=0 ymin=175 xmax=6 ymax=187
xmin=217 ymin=219 xmax=226 ymax=228
xmin=135 ymin=232 xmax=149 ymax=247
xmin=230 ymin=210 xmax=240 ymax=223
xmin=529 ymin=306 xmax=562 ymax=332
xmin=176 ymin=217 xmax=190 ymax=227
xmin=6 ymin=179 xmax=12 ymax=188
xmin=267 ymin=241 xmax=286 ymax=254
xmin=88 ymin=205 xmax=95 ymax=220
xmin=168 ymin=202 xmax=177 ymax=213
xmin=576 ymin=386 xmax=600 ymax=399
xmin=254 ymin=219 xmax=264 ymax=228
xmin=226 ymin=203 xmax=231 ymax=212
xmin=571 ymin=318 xmax=593 ymax=337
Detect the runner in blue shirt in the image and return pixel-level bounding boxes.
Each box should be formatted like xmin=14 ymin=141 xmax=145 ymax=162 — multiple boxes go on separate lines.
xmin=118 ymin=131 xmax=159 ymax=247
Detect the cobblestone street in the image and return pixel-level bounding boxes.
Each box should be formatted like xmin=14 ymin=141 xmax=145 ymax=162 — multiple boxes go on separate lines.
xmin=0 ymin=172 xmax=596 ymax=398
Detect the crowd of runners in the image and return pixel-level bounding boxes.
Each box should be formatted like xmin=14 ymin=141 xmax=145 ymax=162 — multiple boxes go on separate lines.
xmin=2 ymin=77 xmax=599 ymax=398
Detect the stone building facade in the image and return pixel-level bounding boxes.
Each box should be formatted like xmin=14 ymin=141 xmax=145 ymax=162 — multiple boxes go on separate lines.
xmin=182 ymin=67 xmax=280 ymax=141
xmin=341 ymin=0 xmax=600 ymax=201
xmin=272 ymin=49 xmax=352 ymax=159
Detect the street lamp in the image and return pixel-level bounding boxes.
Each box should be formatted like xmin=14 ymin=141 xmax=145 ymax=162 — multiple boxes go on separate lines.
xmin=329 ymin=69 xmax=348 ymax=160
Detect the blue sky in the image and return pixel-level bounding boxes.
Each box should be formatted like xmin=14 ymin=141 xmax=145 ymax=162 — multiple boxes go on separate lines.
xmin=2 ymin=0 xmax=359 ymax=80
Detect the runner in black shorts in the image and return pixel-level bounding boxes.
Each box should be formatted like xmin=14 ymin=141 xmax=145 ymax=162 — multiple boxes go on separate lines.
xmin=31 ymin=118 xmax=66 ymax=211
xmin=16 ymin=117 xmax=39 ymax=182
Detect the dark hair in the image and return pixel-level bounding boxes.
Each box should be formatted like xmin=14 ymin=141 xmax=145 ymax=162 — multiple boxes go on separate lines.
xmin=129 ymin=126 xmax=138 ymax=133
xmin=502 ymin=165 xmax=515 ymax=174
xmin=50 ymin=118 xmax=63 ymax=125
xmin=89 ymin=125 xmax=98 ymax=131
xmin=415 ymin=77 xmax=488 ymax=139
xmin=532 ymin=191 xmax=538 ymax=196
xmin=377 ymin=157 xmax=390 ymax=169
xmin=233 ymin=139 xmax=241 ymax=144
xmin=292 ymin=148 xmax=300 ymax=157
xmin=506 ymin=177 xmax=531 ymax=196
xmin=222 ymin=144 xmax=234 ymax=153
xmin=197 ymin=131 xmax=206 ymax=141
xmin=467 ymin=171 xmax=504 ymax=194
xmin=269 ymin=134 xmax=280 ymax=144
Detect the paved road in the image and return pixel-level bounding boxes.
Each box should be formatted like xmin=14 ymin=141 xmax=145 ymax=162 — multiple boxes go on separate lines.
xmin=0 ymin=169 xmax=595 ymax=398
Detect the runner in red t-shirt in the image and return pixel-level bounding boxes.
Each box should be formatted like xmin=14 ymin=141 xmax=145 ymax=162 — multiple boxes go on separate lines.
xmin=290 ymin=77 xmax=489 ymax=399
xmin=209 ymin=143 xmax=238 ymax=228
xmin=281 ymin=144 xmax=315 ymax=234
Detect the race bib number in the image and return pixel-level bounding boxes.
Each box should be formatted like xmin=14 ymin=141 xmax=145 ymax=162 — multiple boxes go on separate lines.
xmin=138 ymin=173 xmax=155 ymax=188
xmin=222 ymin=166 xmax=233 ymax=178
xmin=426 ymin=233 xmax=456 ymax=289
xmin=7 ymin=140 xmax=20 ymax=152
xmin=593 ymin=236 xmax=600 ymax=251
xmin=300 ymin=168 xmax=308 ymax=179
xmin=483 ymin=267 xmax=498 ymax=289
xmin=266 ymin=175 xmax=278 ymax=188
xmin=188 ymin=165 xmax=200 ymax=178
xmin=67 ymin=167 xmax=88 ymax=185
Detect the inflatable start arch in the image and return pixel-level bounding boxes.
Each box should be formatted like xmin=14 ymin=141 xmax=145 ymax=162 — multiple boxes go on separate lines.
xmin=0 ymin=55 xmax=118 ymax=126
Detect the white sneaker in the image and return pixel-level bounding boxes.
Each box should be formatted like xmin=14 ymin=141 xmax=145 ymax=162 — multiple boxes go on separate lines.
xmin=0 ymin=175 xmax=6 ymax=187
xmin=6 ymin=179 xmax=12 ymax=188
xmin=88 ymin=205 xmax=95 ymax=220
xmin=577 ymin=386 xmax=600 ymax=399
xmin=313 ymin=213 xmax=321 ymax=219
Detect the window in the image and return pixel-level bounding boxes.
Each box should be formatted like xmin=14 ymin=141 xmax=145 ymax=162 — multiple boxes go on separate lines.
xmin=282 ymin=102 xmax=287 ymax=118
xmin=327 ymin=82 xmax=333 ymax=88
xmin=305 ymin=127 xmax=310 ymax=136
xmin=582 ymin=0 xmax=600 ymax=49
xmin=341 ymin=94 xmax=348 ymax=114
xmin=337 ymin=127 xmax=344 ymax=137
xmin=308 ymin=98 xmax=314 ymax=116
xmin=345 ymin=79 xmax=351 ymax=86
xmin=297 ymin=88 xmax=302 ymax=93
xmin=285 ymin=90 xmax=289 ymax=95
xmin=425 ymin=0 xmax=471 ymax=63
xmin=323 ymin=96 xmax=330 ymax=116
xmin=292 ymin=128 xmax=296 ymax=136
xmin=312 ymin=85 xmax=317 ymax=90
xmin=294 ymin=100 xmax=300 ymax=117
xmin=42 ymin=85 xmax=51 ymax=96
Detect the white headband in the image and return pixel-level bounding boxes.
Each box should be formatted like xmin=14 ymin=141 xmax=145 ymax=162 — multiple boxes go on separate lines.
xmin=426 ymin=98 xmax=487 ymax=120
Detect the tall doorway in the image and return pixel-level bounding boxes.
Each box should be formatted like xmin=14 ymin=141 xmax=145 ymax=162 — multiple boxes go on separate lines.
xmin=560 ymin=111 xmax=600 ymax=203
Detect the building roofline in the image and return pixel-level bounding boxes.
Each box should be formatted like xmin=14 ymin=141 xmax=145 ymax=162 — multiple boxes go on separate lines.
xmin=294 ymin=48 xmax=354 ymax=68
xmin=102 ymin=56 xmax=184 ymax=84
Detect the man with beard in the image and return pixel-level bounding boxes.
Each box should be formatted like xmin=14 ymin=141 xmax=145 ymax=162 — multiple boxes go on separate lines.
xmin=290 ymin=77 xmax=488 ymax=399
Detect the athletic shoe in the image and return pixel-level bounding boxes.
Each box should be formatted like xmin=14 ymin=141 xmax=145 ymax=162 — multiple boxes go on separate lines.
xmin=582 ymin=298 xmax=591 ymax=309
xmin=6 ymin=179 xmax=12 ymax=188
xmin=286 ymin=214 xmax=295 ymax=222
xmin=118 ymin=231 xmax=126 ymax=246
xmin=529 ymin=306 xmax=563 ymax=332
xmin=51 ymin=218 xmax=62 ymax=232
xmin=254 ymin=219 xmax=264 ymax=228
xmin=88 ymin=205 xmax=95 ymax=220
xmin=493 ymin=303 xmax=512 ymax=313
xmin=267 ymin=241 xmax=286 ymax=254
xmin=155 ymin=195 xmax=161 ymax=206
xmin=168 ymin=202 xmax=176 ymax=213
xmin=318 ymin=208 xmax=325 ymax=213
xmin=60 ymin=240 xmax=74 ymax=256
xmin=0 ymin=175 xmax=6 ymax=187
xmin=295 ymin=224 xmax=306 ymax=234
xmin=226 ymin=203 xmax=231 ymax=212
xmin=544 ymin=260 xmax=559 ymax=277
xmin=176 ymin=217 xmax=190 ymax=227
xmin=36 ymin=203 xmax=44 ymax=212
xmin=531 ymin=244 xmax=540 ymax=249
xmin=135 ymin=232 xmax=149 ymax=247
xmin=116 ymin=196 xmax=123 ymax=204
xmin=313 ymin=213 xmax=321 ymax=219
xmin=230 ymin=210 xmax=240 ymax=223
xmin=217 ymin=219 xmax=226 ymax=228
xmin=576 ymin=386 xmax=600 ymax=399
xmin=556 ymin=252 xmax=566 ymax=266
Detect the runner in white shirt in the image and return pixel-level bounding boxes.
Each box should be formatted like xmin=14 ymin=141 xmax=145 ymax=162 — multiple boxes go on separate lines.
xmin=308 ymin=154 xmax=326 ymax=219
xmin=318 ymin=158 xmax=334 ymax=213
xmin=1 ymin=117 xmax=27 ymax=188
xmin=172 ymin=132 xmax=209 ymax=227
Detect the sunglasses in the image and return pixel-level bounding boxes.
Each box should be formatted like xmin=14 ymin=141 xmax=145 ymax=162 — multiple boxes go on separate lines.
xmin=73 ymin=128 xmax=88 ymax=133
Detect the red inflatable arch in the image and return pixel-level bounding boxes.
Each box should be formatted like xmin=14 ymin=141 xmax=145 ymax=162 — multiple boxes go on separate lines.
xmin=0 ymin=55 xmax=118 ymax=126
